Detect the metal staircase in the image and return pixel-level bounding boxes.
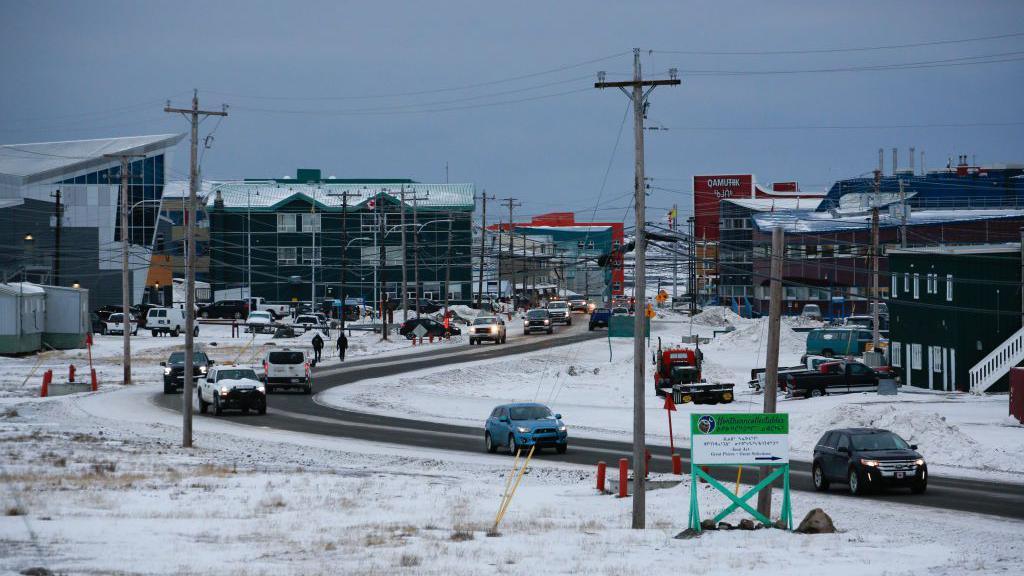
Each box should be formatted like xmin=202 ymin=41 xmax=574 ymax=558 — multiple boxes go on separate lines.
xmin=969 ymin=326 xmax=1024 ymax=393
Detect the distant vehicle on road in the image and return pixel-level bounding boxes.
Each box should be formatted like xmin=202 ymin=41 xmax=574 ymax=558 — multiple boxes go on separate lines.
xmin=523 ymin=309 xmax=553 ymax=334
xmin=198 ymin=366 xmax=266 ymax=415
xmin=782 ymin=361 xmax=894 ymax=398
xmin=245 ymin=310 xmax=275 ymax=334
xmin=546 ymin=300 xmax=572 ymax=325
xmin=469 ymin=316 xmax=506 ymax=345
xmin=398 ymin=317 xmax=460 ymax=340
xmin=800 ymin=304 xmax=822 ymax=321
xmin=568 ymin=298 xmax=588 ymax=313
xmin=161 ymin=351 xmax=213 ymax=394
xmin=293 ymin=314 xmax=330 ymax=333
xmin=589 ymin=307 xmax=612 ymax=331
xmin=146 ymin=307 xmax=191 ymax=337
xmin=262 ymin=349 xmax=311 ymax=393
xmin=247 ymin=297 xmax=289 ymax=320
xmin=805 ymin=328 xmax=873 ymax=358
xmin=103 ymin=313 xmax=138 ymax=336
xmin=812 ymin=428 xmax=926 ymax=495
xmin=611 ymin=306 xmax=630 ymax=316
xmin=198 ymin=299 xmax=249 ymax=320
xmin=484 ymin=403 xmax=567 ymax=454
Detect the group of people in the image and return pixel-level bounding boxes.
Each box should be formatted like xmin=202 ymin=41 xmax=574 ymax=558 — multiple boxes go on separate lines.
xmin=310 ymin=331 xmax=347 ymax=364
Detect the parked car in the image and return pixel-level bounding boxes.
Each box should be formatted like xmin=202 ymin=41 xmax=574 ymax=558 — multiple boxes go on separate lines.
xmin=748 ymin=355 xmax=831 ymax=391
xmin=198 ymin=299 xmax=249 ymax=320
xmin=469 ymin=316 xmax=506 ymax=345
xmin=800 ymin=304 xmax=822 ymax=321
xmin=805 ymin=328 xmax=873 ymax=358
xmin=161 ymin=351 xmax=213 ymax=394
xmin=103 ymin=313 xmax=138 ymax=336
xmin=293 ymin=314 xmax=330 ymax=333
xmin=409 ymin=299 xmax=443 ymax=314
xmin=546 ymin=301 xmax=572 ymax=325
xmin=261 ymin=349 xmax=311 ymax=393
xmin=781 ymin=361 xmax=892 ymax=398
xmin=146 ymin=307 xmax=191 ymax=337
xmin=398 ymin=317 xmax=460 ymax=340
xmin=245 ymin=310 xmax=275 ymax=334
xmin=611 ymin=306 xmax=630 ymax=316
xmin=89 ymin=312 xmax=103 ymax=334
xmin=247 ymin=297 xmax=289 ymax=320
xmin=94 ymin=304 xmax=139 ymax=324
xmin=484 ymin=403 xmax=567 ymax=454
xmin=568 ymin=298 xmax=589 ymax=313
xmin=523 ymin=309 xmax=553 ymax=334
xmin=198 ymin=366 xmax=266 ymax=415
xmin=589 ymin=308 xmax=612 ymax=331
xmin=843 ymin=314 xmax=889 ymax=333
xmin=812 ymin=428 xmax=926 ymax=495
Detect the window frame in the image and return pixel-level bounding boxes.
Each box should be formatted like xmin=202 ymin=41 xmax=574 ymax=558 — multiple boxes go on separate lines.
xmin=277 ymin=213 xmax=297 ymax=233
xmin=946 ymin=274 xmax=953 ymax=301
xmin=912 ymin=273 xmax=920 ymax=299
xmin=300 ymin=212 xmax=321 ymax=233
xmin=911 ymin=343 xmax=922 ymax=370
xmin=277 ymin=246 xmax=297 ymax=265
xmin=301 ymin=246 xmax=322 ymax=265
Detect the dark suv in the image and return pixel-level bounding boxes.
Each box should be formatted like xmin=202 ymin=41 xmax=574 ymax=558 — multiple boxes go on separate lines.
xmin=161 ymin=351 xmax=213 ymax=394
xmin=198 ymin=300 xmax=249 ymax=319
xmin=812 ymin=428 xmax=927 ymax=495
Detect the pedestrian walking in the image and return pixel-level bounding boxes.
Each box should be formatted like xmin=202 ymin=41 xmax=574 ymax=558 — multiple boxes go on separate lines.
xmin=311 ymin=332 xmax=324 ymax=364
xmin=336 ymin=332 xmax=348 ymax=361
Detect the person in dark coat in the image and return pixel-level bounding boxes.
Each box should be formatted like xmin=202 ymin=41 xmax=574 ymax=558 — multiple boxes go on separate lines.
xmin=336 ymin=332 xmax=348 ymax=361
xmin=311 ymin=332 xmax=324 ymax=364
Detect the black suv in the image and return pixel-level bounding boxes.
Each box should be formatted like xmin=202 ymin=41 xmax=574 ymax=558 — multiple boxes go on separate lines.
xmin=398 ymin=318 xmax=460 ymax=339
xmin=161 ymin=351 xmax=213 ymax=394
xmin=198 ymin=300 xmax=249 ymax=319
xmin=812 ymin=428 xmax=927 ymax=495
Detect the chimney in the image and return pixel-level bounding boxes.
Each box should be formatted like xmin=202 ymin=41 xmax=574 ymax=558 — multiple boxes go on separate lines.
xmin=909 ymin=147 xmax=915 ymax=174
xmin=892 ymin=147 xmax=898 ymax=175
xmin=878 ymin=148 xmax=884 ymax=176
xmin=921 ymin=150 xmax=925 ymax=175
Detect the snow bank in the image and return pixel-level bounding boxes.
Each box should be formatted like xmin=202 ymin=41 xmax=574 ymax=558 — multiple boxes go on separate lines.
xmin=689 ymin=306 xmax=746 ymax=328
xmin=707 ymin=318 xmax=807 ymax=359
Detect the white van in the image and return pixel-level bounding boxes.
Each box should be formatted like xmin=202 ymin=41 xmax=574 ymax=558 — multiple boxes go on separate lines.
xmin=262 ymin=349 xmax=311 ymax=394
xmin=147 ymin=307 xmax=191 ymax=337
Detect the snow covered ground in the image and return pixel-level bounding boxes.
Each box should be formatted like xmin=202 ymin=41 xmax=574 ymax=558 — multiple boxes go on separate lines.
xmin=2 ymin=385 xmax=1022 ymax=575
xmin=319 ymin=308 xmax=1024 ymax=482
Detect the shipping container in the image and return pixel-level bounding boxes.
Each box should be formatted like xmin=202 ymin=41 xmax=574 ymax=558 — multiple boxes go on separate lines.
xmin=0 ymin=283 xmax=45 ymax=354
xmin=42 ymin=285 xmax=89 ymax=350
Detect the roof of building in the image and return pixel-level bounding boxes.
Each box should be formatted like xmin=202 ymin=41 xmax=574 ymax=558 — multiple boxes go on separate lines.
xmin=0 ymin=282 xmax=46 ymax=296
xmin=0 ymin=134 xmax=185 ymax=185
xmin=514 ymin=225 xmax=612 ymax=233
xmin=206 ymin=181 xmax=475 ymax=211
xmin=724 ymin=198 xmax=823 ymax=212
xmin=888 ymin=243 xmax=1021 ymax=256
xmin=753 ymin=207 xmax=1024 ymax=234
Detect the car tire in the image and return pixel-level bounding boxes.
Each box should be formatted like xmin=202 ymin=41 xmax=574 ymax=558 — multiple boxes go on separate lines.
xmin=812 ymin=462 xmax=829 ymax=491
xmin=468 ymin=338 xmax=475 ymax=345
xmin=911 ymin=478 xmax=927 ymax=494
xmin=152 ymin=330 xmax=159 ymax=337
xmin=100 ymin=326 xmax=107 ymax=336
xmin=485 ymin=432 xmax=497 ymax=453
xmin=193 ymin=326 xmax=199 ymax=337
xmin=171 ymin=327 xmax=180 ymax=337
xmin=214 ymin=395 xmax=223 ymax=416
xmin=163 ymin=383 xmax=174 ymax=394
xmin=567 ymin=319 xmax=572 ymax=326
xmin=547 ymin=328 xmax=553 ymax=334
xmin=198 ymin=390 xmax=209 ymax=414
xmin=508 ymin=435 xmax=518 ymax=455
xmin=810 ymin=388 xmax=825 ymax=398
xmin=304 ymin=382 xmax=312 ymax=395
xmin=848 ymin=467 xmax=866 ymax=496
xmin=556 ymin=443 xmax=567 ymax=455
xmin=258 ymin=402 xmax=267 ymax=415
xmin=201 ymin=311 xmax=210 ymax=319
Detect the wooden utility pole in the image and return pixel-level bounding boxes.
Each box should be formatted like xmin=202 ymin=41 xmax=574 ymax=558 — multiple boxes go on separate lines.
xmin=339 ymin=191 xmax=349 ymax=331
xmin=444 ymin=218 xmax=454 ymax=313
xmin=52 ymin=189 xmax=62 ymax=286
xmin=475 ymin=192 xmax=492 ymax=306
xmin=103 ymin=152 xmax=145 ymax=388
xmin=871 ymin=169 xmax=881 ymax=349
xmin=899 ymin=179 xmax=907 ymax=248
xmin=399 ymin=186 xmax=408 ymax=322
xmin=412 ymin=194 xmax=419 ymax=318
xmin=596 ymin=48 xmax=680 ymax=530
xmin=757 ymin=225 xmax=784 ymax=518
xmin=165 ymin=90 xmax=227 ymax=448
xmin=502 ymin=198 xmax=521 ymax=299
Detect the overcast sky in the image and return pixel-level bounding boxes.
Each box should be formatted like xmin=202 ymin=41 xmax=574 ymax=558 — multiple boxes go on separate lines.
xmin=2 ymin=0 xmax=1022 ymax=222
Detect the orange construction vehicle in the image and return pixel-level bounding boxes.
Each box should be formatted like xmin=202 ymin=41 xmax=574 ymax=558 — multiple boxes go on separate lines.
xmin=653 ymin=340 xmax=734 ymax=405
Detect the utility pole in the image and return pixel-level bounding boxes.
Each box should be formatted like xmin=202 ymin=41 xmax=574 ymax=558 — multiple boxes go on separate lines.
xmin=595 ymin=48 xmax=680 ymax=530
xmin=399 ymin=185 xmax=408 ymax=322
xmin=339 ymin=191 xmax=349 ymax=332
xmin=502 ymin=198 xmax=521 ymax=300
xmin=871 ymin=168 xmax=882 ymax=350
xmin=898 ymin=179 xmax=907 ymax=249
xmin=104 ymin=153 xmax=145 ymax=387
xmin=52 ymin=189 xmax=62 ymax=286
xmin=757 ymin=226 xmax=784 ymax=519
xmin=497 ymin=218 xmax=503 ymax=301
xmin=475 ymin=192 xmax=492 ymax=306
xmin=310 ymin=203 xmax=317 ymax=307
xmin=165 ymin=90 xmax=228 ymax=449
xmin=671 ymin=203 xmax=678 ymax=300
xmin=413 ymin=194 xmax=419 ymax=318
xmin=444 ymin=218 xmax=453 ymax=313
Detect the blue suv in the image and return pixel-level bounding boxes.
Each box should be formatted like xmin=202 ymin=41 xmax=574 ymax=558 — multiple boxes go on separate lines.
xmin=485 ymin=403 xmax=568 ymax=454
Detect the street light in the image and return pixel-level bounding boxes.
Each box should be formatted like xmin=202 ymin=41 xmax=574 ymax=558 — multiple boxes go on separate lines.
xmin=340 ymin=236 xmax=372 ymax=331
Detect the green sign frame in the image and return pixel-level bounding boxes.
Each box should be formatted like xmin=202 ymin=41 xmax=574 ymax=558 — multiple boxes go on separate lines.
xmin=687 ymin=413 xmax=793 ymax=532
xmin=608 ymin=315 xmax=650 ymax=338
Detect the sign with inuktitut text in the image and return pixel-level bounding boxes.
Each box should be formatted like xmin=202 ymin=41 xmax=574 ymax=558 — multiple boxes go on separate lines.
xmin=690 ymin=413 xmax=789 ymax=465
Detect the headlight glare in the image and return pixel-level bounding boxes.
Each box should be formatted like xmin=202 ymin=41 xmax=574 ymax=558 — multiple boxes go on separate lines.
xmin=860 ymin=459 xmax=879 ymax=467
xmin=558 ymin=425 xmax=567 ymax=432
xmin=163 ymin=367 xmax=171 ymax=375
xmin=199 ymin=365 xmax=207 ymax=373
xmin=516 ymin=426 xmax=530 ymax=434
xmin=915 ymin=458 xmax=925 ymax=466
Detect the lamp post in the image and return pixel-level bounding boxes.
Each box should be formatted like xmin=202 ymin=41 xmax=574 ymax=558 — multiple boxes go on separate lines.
xmin=340 ymin=236 xmax=371 ymax=331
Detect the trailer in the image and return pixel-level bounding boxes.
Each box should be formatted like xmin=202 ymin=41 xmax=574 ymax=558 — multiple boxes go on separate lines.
xmin=652 ymin=340 xmax=734 ymax=404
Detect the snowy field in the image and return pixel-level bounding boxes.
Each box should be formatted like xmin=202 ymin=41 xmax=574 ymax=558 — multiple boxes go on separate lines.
xmin=2 ymin=385 xmax=1022 ymax=575
xmin=319 ymin=307 xmax=1024 ymax=482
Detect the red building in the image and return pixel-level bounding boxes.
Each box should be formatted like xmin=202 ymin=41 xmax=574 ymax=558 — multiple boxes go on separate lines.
xmin=692 ymin=174 xmax=825 ymax=242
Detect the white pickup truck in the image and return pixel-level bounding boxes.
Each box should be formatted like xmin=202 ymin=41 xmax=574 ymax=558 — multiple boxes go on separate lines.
xmin=248 ymin=297 xmax=290 ymax=320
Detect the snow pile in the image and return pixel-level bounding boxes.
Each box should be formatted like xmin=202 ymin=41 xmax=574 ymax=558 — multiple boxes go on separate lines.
xmin=689 ymin=306 xmax=746 ymax=328
xmin=790 ymin=403 xmax=1024 ymax=475
xmin=708 ymin=318 xmax=807 ymax=359
xmin=783 ymin=315 xmax=825 ymax=329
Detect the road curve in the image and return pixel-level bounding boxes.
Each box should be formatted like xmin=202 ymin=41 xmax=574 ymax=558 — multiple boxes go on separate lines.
xmin=153 ymin=321 xmax=1024 ymax=522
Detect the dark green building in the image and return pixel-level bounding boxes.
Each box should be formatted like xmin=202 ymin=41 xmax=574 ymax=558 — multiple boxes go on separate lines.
xmin=206 ymin=172 xmax=475 ymax=308
xmin=888 ymin=244 xmax=1022 ymax=393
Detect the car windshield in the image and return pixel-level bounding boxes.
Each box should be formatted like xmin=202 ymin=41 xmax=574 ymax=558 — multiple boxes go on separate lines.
xmin=595 ymin=308 xmax=610 ymax=314
xmin=268 ymin=351 xmax=304 ymax=364
xmin=548 ymin=302 xmax=568 ymax=309
xmin=850 ymin=432 xmax=910 ymax=451
xmin=509 ymin=405 xmax=553 ymax=420
xmin=249 ymin=312 xmax=270 ymax=319
xmin=168 ymin=352 xmax=207 ymax=364
xmin=110 ymin=314 xmax=125 ymax=322
xmin=613 ymin=308 xmax=628 ymax=314
xmin=217 ymin=369 xmax=257 ymax=381
xmin=526 ymin=310 xmax=549 ymax=319
xmin=473 ymin=317 xmax=498 ymax=325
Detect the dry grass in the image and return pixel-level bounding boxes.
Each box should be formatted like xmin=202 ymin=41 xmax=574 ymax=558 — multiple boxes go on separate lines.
xmin=6 ymin=505 xmax=26 ymax=516
xmin=398 ymin=553 xmax=421 ymax=568
xmin=450 ymin=530 xmax=474 ymax=542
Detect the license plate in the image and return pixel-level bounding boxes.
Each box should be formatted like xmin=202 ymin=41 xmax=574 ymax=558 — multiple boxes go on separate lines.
xmin=292 ymin=378 xmax=301 ymax=383
xmin=896 ymin=471 xmax=904 ymax=479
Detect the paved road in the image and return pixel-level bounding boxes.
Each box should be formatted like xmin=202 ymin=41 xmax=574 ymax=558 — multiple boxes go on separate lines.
xmin=154 ymin=320 xmax=1024 ymax=521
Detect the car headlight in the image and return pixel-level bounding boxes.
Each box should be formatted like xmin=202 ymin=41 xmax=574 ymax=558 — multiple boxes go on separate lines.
xmin=558 ymin=425 xmax=567 ymax=432
xmin=199 ymin=365 xmax=207 ymax=373
xmin=257 ymin=385 xmax=266 ymax=394
xmin=915 ymin=458 xmax=925 ymax=466
xmin=860 ymin=458 xmax=879 ymax=467
xmin=543 ymin=319 xmax=550 ymax=325
xmin=516 ymin=426 xmax=530 ymax=434
xmin=490 ymin=326 xmax=497 ymax=333
xmin=164 ymin=367 xmax=172 ymax=375
xmin=220 ymin=386 xmax=228 ymax=396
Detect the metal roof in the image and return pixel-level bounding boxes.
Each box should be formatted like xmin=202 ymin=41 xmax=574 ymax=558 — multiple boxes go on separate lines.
xmin=0 ymin=134 xmax=185 ymax=185
xmin=753 ymin=208 xmax=1024 ymax=234
xmin=724 ymin=198 xmax=822 ymax=212
xmin=206 ymin=182 xmax=475 ymax=211
xmin=888 ymin=243 xmax=1021 ymax=256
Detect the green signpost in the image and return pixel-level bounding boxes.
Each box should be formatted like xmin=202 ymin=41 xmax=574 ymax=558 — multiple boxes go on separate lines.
xmin=688 ymin=413 xmax=793 ymax=531
xmin=608 ymin=315 xmax=649 ymax=338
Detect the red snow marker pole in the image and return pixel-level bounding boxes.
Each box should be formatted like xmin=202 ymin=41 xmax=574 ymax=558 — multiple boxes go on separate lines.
xmin=41 ymin=370 xmax=52 ymax=397
xmin=90 ymin=368 xmax=98 ymax=392
xmin=596 ymin=461 xmax=607 ymax=493
xmin=68 ymin=364 xmax=76 ymax=383
xmin=663 ymin=393 xmax=677 ymax=453
xmin=617 ymin=458 xmax=629 ymax=498
xmin=672 ymin=453 xmax=682 ymax=475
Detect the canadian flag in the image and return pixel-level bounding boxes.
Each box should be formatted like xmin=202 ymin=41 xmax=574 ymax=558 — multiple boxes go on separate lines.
xmin=367 ymin=198 xmax=376 ymax=210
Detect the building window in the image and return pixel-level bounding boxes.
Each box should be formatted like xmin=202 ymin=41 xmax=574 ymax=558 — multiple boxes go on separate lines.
xmin=911 ymin=343 xmax=922 ymax=370
xmin=912 ymin=273 xmax=920 ymax=299
xmin=361 ymin=246 xmax=380 ymax=266
xmin=946 ymin=274 xmax=953 ymax=301
xmin=278 ymin=246 xmax=297 ymax=265
xmin=361 ymin=213 xmax=379 ymax=232
xmin=301 ymin=246 xmax=321 ymax=264
xmin=890 ymin=273 xmax=897 ymax=297
xmin=903 ymin=272 xmax=909 ymax=292
xmin=277 ymin=213 xmax=297 ymax=233
xmin=300 ymin=213 xmax=321 ymax=233
xmin=385 ymin=246 xmax=404 ymax=266
xmin=891 ymin=342 xmax=902 ymax=367
xmin=931 ymin=346 xmax=943 ymax=373
xmin=926 ymin=273 xmax=938 ymax=294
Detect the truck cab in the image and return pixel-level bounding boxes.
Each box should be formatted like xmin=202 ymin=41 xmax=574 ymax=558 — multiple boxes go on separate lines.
xmin=653 ymin=345 xmax=734 ymax=405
